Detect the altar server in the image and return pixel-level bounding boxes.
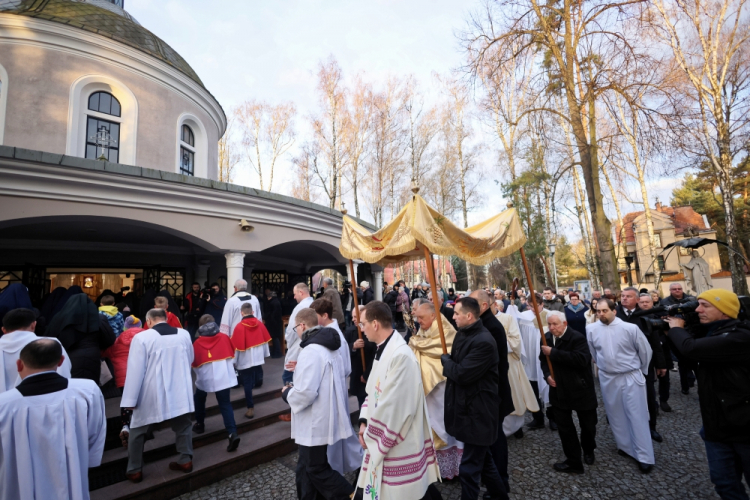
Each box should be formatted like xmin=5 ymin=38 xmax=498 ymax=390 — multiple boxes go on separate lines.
xmin=1 ymin=308 xmax=71 ymax=392
xmin=310 ymin=298 xmax=362 ymax=475
xmin=155 ymin=295 xmax=182 ymax=328
xmin=231 ymin=303 xmax=271 ymax=419
xmin=410 ymin=301 xmax=463 ymax=479
xmin=121 ymin=308 xmax=195 ymax=482
xmin=281 ymin=308 xmax=355 ymax=500
xmin=518 ymin=296 xmax=551 ymax=430
xmin=355 ymin=301 xmax=441 ymax=500
xmin=220 ymin=279 xmax=262 ymax=335
xmin=282 ymin=282 xmax=314 ymax=388
xmin=192 ymin=320 xmax=240 ymax=452
xmin=587 ymin=299 xmax=654 ymax=473
xmin=0 ymin=338 xmax=105 ymax=500
xmin=495 ymin=301 xmax=539 ymax=437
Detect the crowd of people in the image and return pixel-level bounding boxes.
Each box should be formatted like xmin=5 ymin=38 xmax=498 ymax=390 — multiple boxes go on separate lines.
xmin=0 ymin=276 xmax=748 ymax=500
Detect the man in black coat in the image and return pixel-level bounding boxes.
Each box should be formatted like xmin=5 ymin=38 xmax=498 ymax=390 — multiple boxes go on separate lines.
xmin=541 ymin=312 xmax=598 ymax=474
xmin=617 ymin=287 xmax=667 ymax=442
xmin=665 ymin=289 xmax=750 ymax=500
xmin=263 ymin=289 xmax=284 ymax=358
xmin=344 ymin=306 xmax=377 ymax=409
xmin=441 ymin=297 xmax=507 ymax=500
xmin=471 ymin=290 xmax=514 ymax=494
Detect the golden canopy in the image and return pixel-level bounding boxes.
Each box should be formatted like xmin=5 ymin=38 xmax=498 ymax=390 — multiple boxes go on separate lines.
xmin=339 ymin=194 xmax=527 ymax=266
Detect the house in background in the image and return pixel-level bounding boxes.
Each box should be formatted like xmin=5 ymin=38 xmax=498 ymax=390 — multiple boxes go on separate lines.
xmin=615 ymin=202 xmax=735 ymax=295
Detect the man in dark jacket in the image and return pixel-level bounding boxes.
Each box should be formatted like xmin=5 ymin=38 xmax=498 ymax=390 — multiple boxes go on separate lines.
xmin=344 ymin=305 xmax=376 ymax=409
xmin=617 ymin=287 xmax=667 ymax=442
xmin=666 ymin=289 xmax=750 ymax=500
xmin=202 ymin=283 xmax=226 ymax=324
xmin=358 ymin=281 xmax=374 ymax=305
xmin=661 ymin=283 xmax=698 ymax=394
xmin=263 ymin=289 xmax=284 ymax=358
xmin=541 ymin=312 xmax=598 ymax=474
xmin=441 ymin=297 xmax=507 ymax=500
xmin=471 ymin=290 xmax=514 ymax=493
xmin=182 ymin=283 xmax=203 ymax=338
xmin=543 ymin=287 xmax=565 ymax=312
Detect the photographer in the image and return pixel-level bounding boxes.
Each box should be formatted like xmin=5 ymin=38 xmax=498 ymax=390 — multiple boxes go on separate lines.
xmin=665 ymin=289 xmax=750 ymax=499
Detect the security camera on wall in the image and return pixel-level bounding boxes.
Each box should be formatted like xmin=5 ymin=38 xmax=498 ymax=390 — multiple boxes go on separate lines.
xmin=239 ymin=219 xmax=254 ymax=232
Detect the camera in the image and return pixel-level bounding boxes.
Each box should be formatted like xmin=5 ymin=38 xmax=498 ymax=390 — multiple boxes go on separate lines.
xmin=638 ymin=299 xmax=700 ymax=335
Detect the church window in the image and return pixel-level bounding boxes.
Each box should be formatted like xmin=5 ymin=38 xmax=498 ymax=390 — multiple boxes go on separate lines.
xmin=85 ymin=92 xmax=121 ymax=162
xmin=180 ymin=124 xmax=195 ymax=176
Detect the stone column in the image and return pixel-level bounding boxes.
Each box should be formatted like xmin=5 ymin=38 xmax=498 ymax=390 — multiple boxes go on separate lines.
xmin=225 ymin=252 xmax=245 ymax=291
xmin=196 ymin=260 xmax=211 ymax=288
xmin=373 ymin=270 xmax=383 ymax=301
xmin=348 ymin=260 xmax=360 ymax=285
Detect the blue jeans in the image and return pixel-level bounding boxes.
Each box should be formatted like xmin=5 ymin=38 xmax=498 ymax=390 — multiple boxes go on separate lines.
xmin=282 ymin=369 xmax=294 ymax=386
xmin=239 ymin=366 xmax=263 ymax=408
xmin=702 ymin=429 xmax=750 ymax=500
xmin=194 ymin=388 xmax=236 ymax=435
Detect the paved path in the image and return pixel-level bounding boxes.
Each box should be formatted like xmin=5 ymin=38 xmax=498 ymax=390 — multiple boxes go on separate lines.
xmin=178 ymin=373 xmax=721 ymax=500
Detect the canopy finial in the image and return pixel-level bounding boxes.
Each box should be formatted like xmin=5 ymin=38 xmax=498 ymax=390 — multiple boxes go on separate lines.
xmin=340 ymin=201 xmax=348 ymax=216
xmin=411 ymin=178 xmax=420 ymax=195
xmin=507 ymin=201 xmax=514 ymax=209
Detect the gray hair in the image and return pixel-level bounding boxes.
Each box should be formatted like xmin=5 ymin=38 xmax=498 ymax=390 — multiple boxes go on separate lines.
xmin=417 ymin=301 xmax=436 ymax=314
xmin=294 ymin=282 xmax=310 ymax=294
xmin=412 ymin=298 xmax=428 ymax=308
xmin=146 ymin=308 xmax=167 ymax=322
xmin=360 ymin=281 xmax=370 ymax=288
xmin=234 ymin=279 xmax=248 ymax=291
xmin=622 ymin=286 xmax=639 ymax=295
xmin=546 ymin=310 xmax=567 ymax=323
xmin=495 ymin=300 xmax=505 ymax=312
xmin=323 ymin=277 xmax=334 ymax=286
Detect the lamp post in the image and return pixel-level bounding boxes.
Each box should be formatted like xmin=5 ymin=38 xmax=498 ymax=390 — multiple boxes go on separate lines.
xmin=624 ymin=254 xmax=634 ymax=286
xmin=549 ymin=243 xmax=558 ymax=291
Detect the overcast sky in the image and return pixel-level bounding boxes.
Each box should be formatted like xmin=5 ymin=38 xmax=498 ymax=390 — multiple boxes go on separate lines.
xmin=126 ymin=0 xmax=678 ymax=231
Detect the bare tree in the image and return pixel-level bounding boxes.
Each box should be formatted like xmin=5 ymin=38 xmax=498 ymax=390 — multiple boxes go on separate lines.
xmin=311 ymin=56 xmax=347 ymax=209
xmin=291 ymin=141 xmax=320 ymax=203
xmin=218 ymin=114 xmax=240 ymax=183
xmin=651 ymin=0 xmax=750 ymax=293
xmin=342 ymin=76 xmax=374 ymax=218
xmin=404 ymin=78 xmax=439 ymax=186
xmin=235 ymin=100 xmax=296 ymax=192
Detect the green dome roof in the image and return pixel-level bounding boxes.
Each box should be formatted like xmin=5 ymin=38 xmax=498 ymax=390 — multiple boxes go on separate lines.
xmin=0 ymin=0 xmax=204 ymax=87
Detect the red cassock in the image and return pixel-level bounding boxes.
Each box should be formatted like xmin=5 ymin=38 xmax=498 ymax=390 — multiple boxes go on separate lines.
xmin=231 ymin=317 xmax=271 ymax=352
xmin=166 ymin=311 xmax=182 ymax=328
xmin=192 ymin=333 xmax=235 ymax=368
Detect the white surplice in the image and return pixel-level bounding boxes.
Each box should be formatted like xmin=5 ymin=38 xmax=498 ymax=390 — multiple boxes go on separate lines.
xmin=121 ymin=326 xmax=194 ymax=428
xmin=357 ymin=332 xmax=440 ymax=500
xmin=517 ymin=310 xmax=549 ymax=404
xmin=284 ymin=296 xmax=314 ymax=366
xmin=220 ymin=291 xmax=262 ymax=335
xmin=194 ymin=358 xmax=238 ymax=393
xmin=286 ymin=334 xmax=353 ymax=447
xmin=324 ymin=321 xmax=362 ymax=474
xmin=586 ymin=317 xmax=654 ymax=464
xmin=0 ymin=330 xmax=72 ymax=393
xmin=0 ymin=376 xmax=106 ymax=500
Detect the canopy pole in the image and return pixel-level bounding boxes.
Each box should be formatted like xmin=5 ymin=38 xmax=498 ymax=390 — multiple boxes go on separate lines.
xmin=519 ymin=247 xmax=554 ymax=379
xmin=348 ymin=259 xmax=367 ymax=372
xmin=422 ymin=245 xmax=448 ymax=354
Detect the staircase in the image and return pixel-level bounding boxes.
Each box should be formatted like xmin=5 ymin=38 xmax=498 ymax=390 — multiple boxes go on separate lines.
xmin=89 ymin=358 xmax=358 ymax=500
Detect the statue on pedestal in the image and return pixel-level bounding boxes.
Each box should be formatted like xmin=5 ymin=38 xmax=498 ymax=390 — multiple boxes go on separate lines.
xmin=682 ymin=250 xmax=713 ymax=295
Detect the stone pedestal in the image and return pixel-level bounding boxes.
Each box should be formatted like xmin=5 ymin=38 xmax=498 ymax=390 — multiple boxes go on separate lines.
xmin=373 ymin=270 xmax=383 ymax=301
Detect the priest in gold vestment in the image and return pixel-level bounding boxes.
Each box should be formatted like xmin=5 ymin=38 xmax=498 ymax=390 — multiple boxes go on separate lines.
xmin=409 ymin=301 xmax=463 ymax=479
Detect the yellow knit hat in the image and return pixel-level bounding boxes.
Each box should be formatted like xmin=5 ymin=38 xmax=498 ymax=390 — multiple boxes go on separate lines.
xmin=697 ymin=289 xmax=740 ymax=319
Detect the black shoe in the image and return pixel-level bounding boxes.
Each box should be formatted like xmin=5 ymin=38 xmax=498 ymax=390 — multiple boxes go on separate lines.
xmin=513 ymin=428 xmax=524 ymax=439
xmin=526 ymin=420 xmax=545 ymax=430
xmin=549 ymin=420 xmax=558 ymax=431
xmin=192 ymin=422 xmax=205 ymax=434
xmin=650 ymin=429 xmax=663 ymax=443
xmin=681 ymin=389 xmax=690 ymax=395
xmin=660 ymin=401 xmax=672 ymax=412
xmin=227 ymin=432 xmax=240 ymax=452
xmin=638 ymin=462 xmax=654 ymax=473
xmin=584 ymin=452 xmax=595 ymax=465
xmin=553 ymin=461 xmax=584 ymax=474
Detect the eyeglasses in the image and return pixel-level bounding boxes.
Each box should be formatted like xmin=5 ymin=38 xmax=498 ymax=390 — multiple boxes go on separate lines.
xmin=292 ymin=323 xmax=304 ymax=333
xmin=357 ymin=320 xmax=371 ymax=329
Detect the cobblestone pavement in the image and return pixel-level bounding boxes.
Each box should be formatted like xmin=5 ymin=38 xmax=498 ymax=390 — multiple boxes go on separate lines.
xmin=178 ymin=373 xmax=722 ymax=500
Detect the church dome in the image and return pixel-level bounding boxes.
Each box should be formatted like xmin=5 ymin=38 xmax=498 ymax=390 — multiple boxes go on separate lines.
xmin=0 ymin=0 xmax=204 ymax=87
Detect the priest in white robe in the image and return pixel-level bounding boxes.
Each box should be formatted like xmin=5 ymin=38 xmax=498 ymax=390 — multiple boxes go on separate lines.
xmin=518 ymin=298 xmax=550 ymax=430
xmin=281 ymin=308 xmax=355 ymax=499
xmin=410 ymin=301 xmax=463 ymax=479
xmin=282 ymin=282 xmax=314 ymax=387
xmin=586 ymin=299 xmax=654 ymax=472
xmin=0 ymin=308 xmax=71 ymax=392
xmin=310 ymin=298 xmax=363 ymax=475
xmin=121 ymin=308 xmax=195 ymax=482
xmin=495 ymin=301 xmax=539 ymax=437
xmin=355 ymin=302 xmax=441 ymax=500
xmin=0 ymin=338 xmax=105 ymax=500
xmin=219 ymin=278 xmax=262 ymax=334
